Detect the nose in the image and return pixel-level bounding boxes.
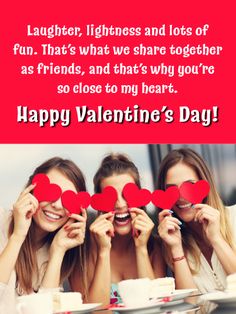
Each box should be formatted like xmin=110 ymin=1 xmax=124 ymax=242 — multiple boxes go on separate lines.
xmin=51 ymin=197 xmax=63 ymax=210
xmin=115 ymin=193 xmax=128 ymax=210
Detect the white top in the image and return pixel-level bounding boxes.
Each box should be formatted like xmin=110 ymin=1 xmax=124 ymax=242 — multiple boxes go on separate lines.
xmin=188 ymin=204 xmax=236 ymax=294
xmin=0 ymin=207 xmax=60 ymax=313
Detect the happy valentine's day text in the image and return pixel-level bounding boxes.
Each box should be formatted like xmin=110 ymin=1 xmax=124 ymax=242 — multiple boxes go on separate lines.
xmin=17 ymin=105 xmax=218 ymax=127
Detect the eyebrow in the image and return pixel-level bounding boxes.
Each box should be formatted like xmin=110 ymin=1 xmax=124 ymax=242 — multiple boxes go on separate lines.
xmin=165 ymin=179 xmax=197 ymax=188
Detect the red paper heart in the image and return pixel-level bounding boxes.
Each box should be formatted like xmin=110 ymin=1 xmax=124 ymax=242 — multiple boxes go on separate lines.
xmin=61 ymin=190 xmax=90 ymax=214
xmin=152 ymin=186 xmax=180 ymax=210
xmin=90 ymin=186 xmax=118 ymax=212
xmin=179 ymin=180 xmax=210 ymax=204
xmin=32 ymin=173 xmax=62 ymax=202
xmin=122 ymin=183 xmax=151 ymax=207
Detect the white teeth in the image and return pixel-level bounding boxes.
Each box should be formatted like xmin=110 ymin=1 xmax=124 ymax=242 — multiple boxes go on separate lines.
xmin=178 ymin=203 xmax=192 ymax=209
xmin=115 ymin=213 xmax=130 ymax=219
xmin=44 ymin=211 xmax=61 ymax=220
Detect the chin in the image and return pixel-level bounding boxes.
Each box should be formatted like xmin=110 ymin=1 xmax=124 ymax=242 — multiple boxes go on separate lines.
xmin=114 ymin=223 xmax=132 ymax=236
xmin=174 ymin=206 xmax=196 ymax=222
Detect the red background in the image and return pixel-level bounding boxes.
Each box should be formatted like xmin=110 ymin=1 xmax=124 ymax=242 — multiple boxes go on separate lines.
xmin=0 ymin=0 xmax=235 ymax=143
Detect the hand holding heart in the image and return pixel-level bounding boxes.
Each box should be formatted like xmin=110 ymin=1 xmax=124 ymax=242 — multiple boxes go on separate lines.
xmin=194 ymin=204 xmax=222 ymax=243
xmin=51 ymin=208 xmax=87 ymax=254
xmin=130 ymin=208 xmax=154 ymax=248
xmin=89 ymin=212 xmax=115 ymax=251
xmin=158 ymin=210 xmax=182 ymax=249
xmin=12 ymin=184 xmax=39 ymax=239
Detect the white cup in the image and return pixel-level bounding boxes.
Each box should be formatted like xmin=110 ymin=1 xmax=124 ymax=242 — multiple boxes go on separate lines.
xmin=117 ymin=278 xmax=151 ymax=307
xmin=16 ymin=293 xmax=53 ymax=314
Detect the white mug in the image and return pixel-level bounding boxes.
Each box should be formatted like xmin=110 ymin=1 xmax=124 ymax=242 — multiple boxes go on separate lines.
xmin=16 ymin=293 xmax=53 ymax=314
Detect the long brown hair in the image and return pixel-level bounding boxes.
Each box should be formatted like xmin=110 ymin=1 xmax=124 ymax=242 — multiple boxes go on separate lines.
xmin=8 ymin=157 xmax=88 ymax=294
xmin=93 ymin=153 xmax=154 ymax=251
xmin=157 ymin=148 xmax=235 ymax=273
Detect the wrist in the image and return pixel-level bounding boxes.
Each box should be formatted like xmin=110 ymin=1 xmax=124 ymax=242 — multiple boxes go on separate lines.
xmin=170 ymin=245 xmax=184 ymax=258
xmin=210 ymin=234 xmax=224 ymax=247
xmin=98 ymin=247 xmax=111 ymax=258
xmin=11 ymin=233 xmax=26 ymax=245
xmin=135 ymin=245 xmax=148 ymax=255
xmin=50 ymin=246 xmax=66 ymax=258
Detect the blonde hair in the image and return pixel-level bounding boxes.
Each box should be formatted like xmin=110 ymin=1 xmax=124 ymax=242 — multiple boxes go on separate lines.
xmin=157 ymin=148 xmax=235 ymax=273
xmin=9 ymin=157 xmax=88 ymax=295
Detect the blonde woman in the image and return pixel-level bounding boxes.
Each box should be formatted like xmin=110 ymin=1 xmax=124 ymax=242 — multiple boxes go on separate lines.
xmin=157 ymin=148 xmax=236 ymax=293
xmin=0 ymin=157 xmax=87 ymax=312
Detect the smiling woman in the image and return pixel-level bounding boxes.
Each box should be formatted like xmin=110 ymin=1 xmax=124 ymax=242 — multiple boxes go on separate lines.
xmin=70 ymin=153 xmax=166 ymax=306
xmin=0 ymin=157 xmax=87 ymax=312
xmin=156 ymin=148 xmax=236 ymax=294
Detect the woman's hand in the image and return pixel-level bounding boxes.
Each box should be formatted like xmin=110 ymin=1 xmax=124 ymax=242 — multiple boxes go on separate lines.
xmin=12 ymin=184 xmax=39 ymax=239
xmin=158 ymin=210 xmax=183 ymax=249
xmin=130 ymin=208 xmax=154 ymax=248
xmin=89 ymin=212 xmax=114 ymax=251
xmin=194 ymin=204 xmax=222 ymax=243
xmin=50 ymin=208 xmax=87 ymax=254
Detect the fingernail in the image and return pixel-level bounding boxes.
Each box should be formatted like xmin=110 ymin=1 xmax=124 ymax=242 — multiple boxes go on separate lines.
xmin=178 ymin=221 xmax=182 ymax=225
xmin=192 ymin=204 xmax=195 ymax=208
xmin=64 ymin=225 xmax=69 ymax=230
xmin=169 ymin=210 xmax=174 ymax=214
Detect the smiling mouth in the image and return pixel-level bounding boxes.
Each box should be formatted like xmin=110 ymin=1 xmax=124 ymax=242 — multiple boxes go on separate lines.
xmin=42 ymin=210 xmax=64 ymax=221
xmin=114 ymin=212 xmax=131 ymax=225
xmin=176 ymin=203 xmax=193 ymax=210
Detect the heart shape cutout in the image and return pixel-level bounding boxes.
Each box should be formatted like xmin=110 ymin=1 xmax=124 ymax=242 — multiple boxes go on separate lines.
xmin=122 ymin=183 xmax=151 ymax=207
xmin=90 ymin=186 xmax=118 ymax=212
xmin=152 ymin=186 xmax=180 ymax=210
xmin=179 ymin=180 xmax=210 ymax=204
xmin=61 ymin=190 xmax=90 ymax=214
xmin=32 ymin=173 xmax=62 ymax=202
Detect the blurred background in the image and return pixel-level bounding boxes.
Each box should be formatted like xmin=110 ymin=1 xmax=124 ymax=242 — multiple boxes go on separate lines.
xmin=0 ymin=144 xmax=235 ymax=212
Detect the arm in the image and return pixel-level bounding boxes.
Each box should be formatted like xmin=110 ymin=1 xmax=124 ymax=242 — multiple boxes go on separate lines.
xmin=87 ymin=212 xmax=114 ymax=305
xmin=41 ymin=210 xmax=87 ymax=289
xmin=211 ymin=237 xmax=236 ymax=274
xmin=158 ymin=210 xmax=197 ymax=289
xmin=88 ymin=246 xmax=111 ymax=304
xmin=195 ymin=204 xmax=236 ymax=274
xmin=170 ymin=245 xmax=197 ymax=289
xmin=130 ymin=208 xmax=155 ymax=279
xmin=0 ymin=185 xmax=38 ymax=284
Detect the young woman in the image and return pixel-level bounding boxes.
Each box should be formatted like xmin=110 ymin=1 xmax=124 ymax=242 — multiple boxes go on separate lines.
xmin=0 ymin=157 xmax=87 ymax=312
xmin=71 ymin=153 xmax=165 ymax=305
xmin=157 ymin=148 xmax=236 ymax=293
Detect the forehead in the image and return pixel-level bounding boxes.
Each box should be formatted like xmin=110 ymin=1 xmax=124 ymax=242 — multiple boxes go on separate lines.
xmin=166 ymin=162 xmax=199 ymax=185
xmin=46 ymin=168 xmax=76 ymax=192
xmin=101 ymin=173 xmax=135 ymax=190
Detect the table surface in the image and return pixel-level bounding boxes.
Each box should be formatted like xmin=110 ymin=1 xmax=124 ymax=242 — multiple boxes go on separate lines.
xmin=89 ymin=294 xmax=236 ymax=314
